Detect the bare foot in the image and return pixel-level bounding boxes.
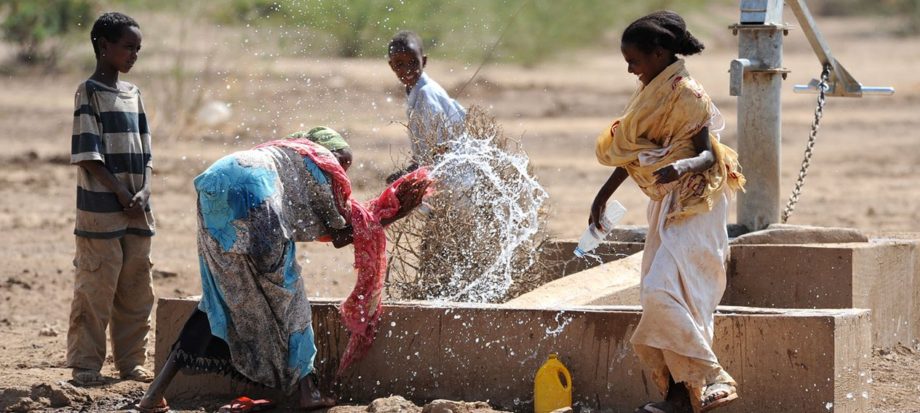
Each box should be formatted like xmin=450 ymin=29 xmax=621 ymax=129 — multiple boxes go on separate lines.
xmin=136 ymin=396 xmax=169 ymax=413
xmin=664 ymin=380 xmax=692 ymax=413
xmin=298 ymin=373 xmax=336 ymax=411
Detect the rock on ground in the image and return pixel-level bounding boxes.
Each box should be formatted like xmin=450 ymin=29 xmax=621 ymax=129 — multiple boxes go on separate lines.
xmin=0 ymin=381 xmax=93 ymax=412
xmin=331 ymin=396 xmax=508 ymax=413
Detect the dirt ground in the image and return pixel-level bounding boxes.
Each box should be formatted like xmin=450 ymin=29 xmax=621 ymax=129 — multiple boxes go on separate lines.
xmin=1 ymin=5 xmax=919 ymax=412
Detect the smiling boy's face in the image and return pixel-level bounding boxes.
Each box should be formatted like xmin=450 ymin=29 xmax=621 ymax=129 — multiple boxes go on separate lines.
xmin=388 ymin=47 xmax=426 ymax=89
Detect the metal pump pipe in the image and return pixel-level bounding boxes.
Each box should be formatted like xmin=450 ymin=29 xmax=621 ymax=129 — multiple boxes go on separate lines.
xmin=729 ymin=0 xmax=895 ymax=231
xmin=731 ymin=0 xmax=788 ymax=231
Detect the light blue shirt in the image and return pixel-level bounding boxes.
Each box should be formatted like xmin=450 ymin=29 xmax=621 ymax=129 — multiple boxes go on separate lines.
xmin=406 ymin=72 xmax=466 ymax=161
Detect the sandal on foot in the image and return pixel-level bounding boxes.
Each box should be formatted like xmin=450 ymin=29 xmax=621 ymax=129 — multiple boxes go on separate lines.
xmin=72 ymin=368 xmax=104 ymax=386
xmin=120 ymin=366 xmax=155 ymax=383
xmin=635 ymin=401 xmax=681 ymax=413
xmin=137 ymin=398 xmax=170 ymax=413
xmin=700 ymin=382 xmax=738 ymax=412
xmin=218 ymin=396 xmax=274 ymax=413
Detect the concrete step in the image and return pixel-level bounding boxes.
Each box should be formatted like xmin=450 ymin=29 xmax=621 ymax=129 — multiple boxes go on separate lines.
xmin=726 ymin=239 xmax=920 ymax=348
xmin=155 ymin=298 xmax=871 ymax=413
xmin=535 ymin=237 xmax=920 ymax=349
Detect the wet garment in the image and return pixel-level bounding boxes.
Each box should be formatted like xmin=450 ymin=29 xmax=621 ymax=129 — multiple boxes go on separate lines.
xmin=192 ymin=138 xmax=431 ymax=389
xmin=171 ymin=309 xmax=254 ymax=384
xmin=406 ymin=72 xmax=466 ymax=162
xmin=631 ymin=190 xmax=736 ymax=397
xmin=595 ymin=60 xmax=744 ymax=226
xmin=193 ymin=142 xmax=346 ymax=391
xmin=258 ymin=139 xmax=431 ymax=375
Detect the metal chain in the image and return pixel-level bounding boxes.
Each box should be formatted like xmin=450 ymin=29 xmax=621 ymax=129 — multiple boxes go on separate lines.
xmin=781 ymin=65 xmax=831 ymax=224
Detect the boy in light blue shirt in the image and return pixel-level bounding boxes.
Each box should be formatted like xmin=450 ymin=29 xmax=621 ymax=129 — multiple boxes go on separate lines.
xmin=387 ymin=30 xmax=466 ymax=183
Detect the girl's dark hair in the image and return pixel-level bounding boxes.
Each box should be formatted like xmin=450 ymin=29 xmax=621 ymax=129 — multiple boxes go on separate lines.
xmin=621 ymin=11 xmax=704 ymax=56
xmin=388 ymin=30 xmax=423 ymax=56
xmin=90 ymin=12 xmax=139 ymax=58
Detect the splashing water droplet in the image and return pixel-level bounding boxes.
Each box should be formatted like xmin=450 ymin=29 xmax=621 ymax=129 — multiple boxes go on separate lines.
xmin=426 ymin=135 xmax=548 ymax=302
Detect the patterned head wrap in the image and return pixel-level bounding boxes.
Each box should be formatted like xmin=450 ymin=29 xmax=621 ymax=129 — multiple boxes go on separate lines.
xmin=288 ymin=126 xmax=349 ymax=151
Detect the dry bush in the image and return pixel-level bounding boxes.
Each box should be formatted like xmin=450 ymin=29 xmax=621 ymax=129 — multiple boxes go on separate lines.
xmin=385 ymin=106 xmax=551 ymax=303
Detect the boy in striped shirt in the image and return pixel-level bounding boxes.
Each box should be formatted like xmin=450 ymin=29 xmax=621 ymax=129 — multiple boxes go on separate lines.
xmin=67 ymin=12 xmax=155 ymax=386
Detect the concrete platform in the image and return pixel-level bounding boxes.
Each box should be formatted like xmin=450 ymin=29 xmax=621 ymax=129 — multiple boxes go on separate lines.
xmin=726 ymin=239 xmax=919 ymax=348
xmin=155 ymin=297 xmax=870 ymax=413
xmin=537 ymin=240 xmax=643 ymax=281
xmin=506 ymin=252 xmax=642 ymax=307
xmin=534 ymin=238 xmax=919 ymax=349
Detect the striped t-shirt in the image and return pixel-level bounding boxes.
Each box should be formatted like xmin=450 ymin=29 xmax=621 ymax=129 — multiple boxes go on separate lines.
xmin=71 ymin=79 xmax=155 ymax=238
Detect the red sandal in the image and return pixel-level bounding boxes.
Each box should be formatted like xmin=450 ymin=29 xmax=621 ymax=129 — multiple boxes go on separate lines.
xmin=218 ymin=396 xmax=275 ymax=413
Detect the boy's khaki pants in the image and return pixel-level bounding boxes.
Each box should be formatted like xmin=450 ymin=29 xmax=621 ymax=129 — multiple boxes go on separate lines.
xmin=66 ymin=234 xmax=154 ymax=373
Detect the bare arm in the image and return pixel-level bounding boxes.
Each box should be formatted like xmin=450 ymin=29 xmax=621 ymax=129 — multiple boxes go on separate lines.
xmin=327 ymin=211 xmax=412 ymax=249
xmin=76 ymin=160 xmax=134 ymax=208
xmin=329 ymin=226 xmax=354 ymax=248
xmin=653 ymin=126 xmax=715 ymax=184
xmin=590 ymin=167 xmax=629 ymax=229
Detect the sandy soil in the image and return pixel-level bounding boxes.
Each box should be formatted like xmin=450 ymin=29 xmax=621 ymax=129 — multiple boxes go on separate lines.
xmin=1 ymin=5 xmax=919 ymax=412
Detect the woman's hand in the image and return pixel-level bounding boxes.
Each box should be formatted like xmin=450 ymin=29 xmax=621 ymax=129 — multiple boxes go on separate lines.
xmin=394 ymin=179 xmax=430 ymax=212
xmin=589 ymin=167 xmax=629 ymax=230
xmin=385 ymin=162 xmax=419 ymax=184
xmin=380 ymin=177 xmax=433 ymax=226
xmin=653 ymin=126 xmax=715 ymax=185
xmin=589 ymin=195 xmax=608 ymax=230
xmin=653 ymin=162 xmax=686 ymax=185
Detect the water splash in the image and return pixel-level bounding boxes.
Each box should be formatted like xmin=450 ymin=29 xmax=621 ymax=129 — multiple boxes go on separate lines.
xmin=544 ymin=311 xmax=574 ymax=337
xmin=425 ymin=134 xmax=548 ymax=303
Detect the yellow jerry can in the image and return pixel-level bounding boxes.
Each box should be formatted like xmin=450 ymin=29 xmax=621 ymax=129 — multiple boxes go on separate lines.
xmin=534 ymin=353 xmax=572 ymax=413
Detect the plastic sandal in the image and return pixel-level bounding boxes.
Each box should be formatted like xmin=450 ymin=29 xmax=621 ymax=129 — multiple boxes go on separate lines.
xmin=136 ymin=398 xmax=170 ymax=413
xmin=700 ymin=383 xmax=738 ymax=412
xmin=218 ymin=396 xmax=274 ymax=413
